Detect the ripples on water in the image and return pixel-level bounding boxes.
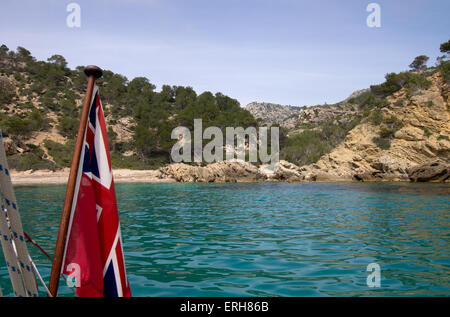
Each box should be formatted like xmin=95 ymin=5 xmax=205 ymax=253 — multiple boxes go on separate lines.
xmin=1 ymin=182 xmax=449 ymax=296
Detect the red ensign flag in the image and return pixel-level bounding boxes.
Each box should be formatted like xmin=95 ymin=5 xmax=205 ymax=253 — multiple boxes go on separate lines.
xmin=61 ymin=85 xmax=131 ymax=297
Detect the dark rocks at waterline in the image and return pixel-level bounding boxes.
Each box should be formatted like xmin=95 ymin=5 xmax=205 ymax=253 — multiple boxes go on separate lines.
xmin=407 ymin=159 xmax=450 ymax=182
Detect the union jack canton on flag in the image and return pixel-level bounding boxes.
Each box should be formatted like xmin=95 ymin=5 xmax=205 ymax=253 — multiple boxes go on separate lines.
xmin=61 ymin=85 xmax=131 ymax=297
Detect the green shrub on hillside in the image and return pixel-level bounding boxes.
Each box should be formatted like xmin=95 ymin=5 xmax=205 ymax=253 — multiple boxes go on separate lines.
xmin=379 ymin=128 xmax=396 ymax=139
xmin=409 ymin=55 xmax=429 ymax=71
xmin=57 ymin=116 xmax=79 ymax=139
xmin=0 ymin=110 xmax=50 ymax=138
xmin=0 ymin=77 xmax=15 ymax=107
xmin=372 ymin=115 xmax=403 ymax=150
xmin=423 ymin=127 xmax=432 ymax=138
xmin=7 ymin=153 xmax=57 ymax=171
xmin=44 ymin=139 xmax=74 ymax=168
xmin=26 ymin=143 xmax=45 ymax=157
xmin=404 ymin=72 xmax=432 ymax=95
xmin=6 ymin=141 xmax=57 ymax=171
xmin=369 ymin=109 xmax=383 ymax=125
xmin=372 ymin=137 xmax=391 ymax=150
xmin=371 ymin=72 xmax=431 ymax=98
xmin=438 ymin=60 xmax=450 ymax=83
xmin=114 ymin=141 xmax=135 ymax=154
xmin=281 ymin=130 xmax=327 ymax=166
xmin=383 ymin=115 xmax=403 ymax=131
xmin=280 ymin=118 xmax=361 ymax=166
xmin=353 ymin=92 xmax=389 ymax=110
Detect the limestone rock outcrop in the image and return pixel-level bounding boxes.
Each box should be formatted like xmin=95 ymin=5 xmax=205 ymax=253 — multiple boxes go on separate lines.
xmin=159 ymin=160 xmax=266 ymax=183
xmin=298 ymin=73 xmax=450 ymax=182
xmin=407 ymin=159 xmax=450 ymax=182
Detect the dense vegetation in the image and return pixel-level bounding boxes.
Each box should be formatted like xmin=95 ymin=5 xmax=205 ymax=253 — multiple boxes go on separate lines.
xmin=0 ymin=45 xmax=256 ymax=170
xmin=280 ymin=118 xmax=361 ymax=166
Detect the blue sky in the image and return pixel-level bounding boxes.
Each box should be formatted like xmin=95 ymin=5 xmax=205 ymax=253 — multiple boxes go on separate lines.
xmin=1 ymin=0 xmax=449 ymax=107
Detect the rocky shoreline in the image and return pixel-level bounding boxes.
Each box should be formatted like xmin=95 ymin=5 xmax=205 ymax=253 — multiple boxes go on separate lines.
xmin=10 ymin=159 xmax=449 ymax=186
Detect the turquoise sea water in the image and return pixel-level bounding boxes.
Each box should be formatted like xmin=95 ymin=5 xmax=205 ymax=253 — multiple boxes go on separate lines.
xmin=0 ymin=182 xmax=449 ymax=297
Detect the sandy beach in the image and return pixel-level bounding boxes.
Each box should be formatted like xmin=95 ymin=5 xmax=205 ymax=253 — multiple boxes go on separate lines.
xmin=10 ymin=169 xmax=177 ymax=186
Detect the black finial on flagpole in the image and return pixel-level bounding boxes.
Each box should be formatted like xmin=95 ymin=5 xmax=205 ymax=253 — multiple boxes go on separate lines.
xmin=84 ymin=65 xmax=103 ymax=79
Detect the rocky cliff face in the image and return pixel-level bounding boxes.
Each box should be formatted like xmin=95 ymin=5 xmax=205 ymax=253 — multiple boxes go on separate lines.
xmin=245 ymin=97 xmax=361 ymax=129
xmin=296 ymin=103 xmax=359 ymax=125
xmin=245 ymin=102 xmax=303 ymax=128
xmin=158 ymin=160 xmax=305 ymax=183
xmin=299 ymin=73 xmax=450 ymax=182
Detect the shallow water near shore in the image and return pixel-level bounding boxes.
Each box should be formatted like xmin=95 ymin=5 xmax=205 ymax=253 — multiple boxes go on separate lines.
xmin=1 ymin=182 xmax=449 ymax=296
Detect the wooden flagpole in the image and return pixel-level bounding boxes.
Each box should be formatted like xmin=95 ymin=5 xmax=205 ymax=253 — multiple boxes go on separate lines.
xmin=48 ymin=65 xmax=103 ymax=297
